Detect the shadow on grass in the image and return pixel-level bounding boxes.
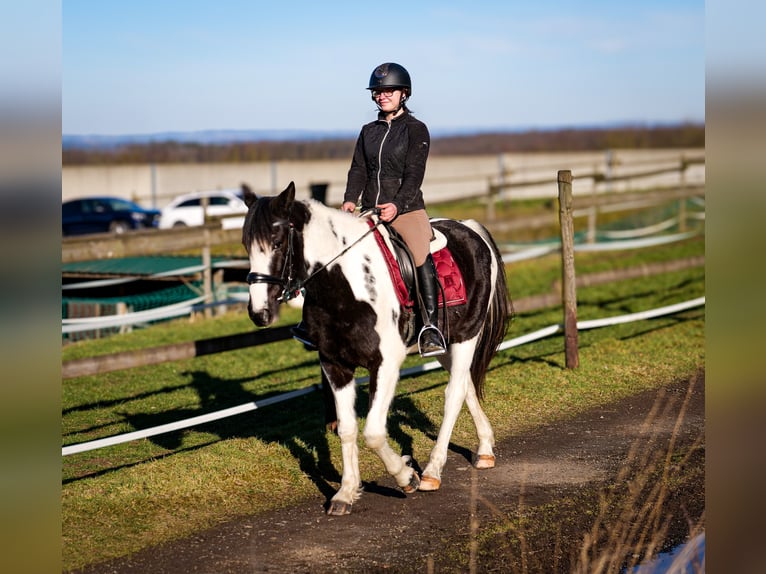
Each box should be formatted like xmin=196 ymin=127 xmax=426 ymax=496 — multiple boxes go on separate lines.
xmin=502 ymin=299 xmax=703 ymax=370
xmin=63 ymin=289 xmax=703 ymax=504
xmin=62 ymin=357 xmax=322 ymax=418
xmin=63 ymin=363 xmax=449 ymax=505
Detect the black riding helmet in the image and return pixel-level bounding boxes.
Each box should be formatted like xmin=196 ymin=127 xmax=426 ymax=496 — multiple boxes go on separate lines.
xmin=368 ymin=62 xmax=412 ymax=102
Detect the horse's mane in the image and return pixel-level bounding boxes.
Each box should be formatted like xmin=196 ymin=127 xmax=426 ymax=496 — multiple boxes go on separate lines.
xmin=243 ymin=194 xmax=367 ymax=256
xmin=242 ymin=195 xmax=279 ymax=251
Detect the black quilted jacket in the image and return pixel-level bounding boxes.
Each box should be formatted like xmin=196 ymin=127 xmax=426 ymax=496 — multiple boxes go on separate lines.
xmin=344 ymin=110 xmax=430 ymax=215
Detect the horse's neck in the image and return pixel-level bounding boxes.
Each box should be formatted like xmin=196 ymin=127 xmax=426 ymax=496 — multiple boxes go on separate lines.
xmin=302 ymin=204 xmax=372 ymax=266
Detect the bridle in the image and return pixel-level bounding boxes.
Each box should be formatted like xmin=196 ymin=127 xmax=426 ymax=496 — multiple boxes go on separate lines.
xmin=246 ymin=209 xmax=383 ymax=303
xmin=245 ymin=219 xmax=302 ymax=302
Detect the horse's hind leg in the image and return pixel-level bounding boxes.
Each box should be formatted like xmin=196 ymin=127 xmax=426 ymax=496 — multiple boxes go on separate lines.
xmin=464 ymin=376 xmax=496 ymax=469
xmin=419 ymin=342 xmax=477 ymax=491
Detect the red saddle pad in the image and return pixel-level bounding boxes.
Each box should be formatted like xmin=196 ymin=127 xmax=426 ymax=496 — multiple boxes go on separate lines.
xmin=372 ymin=226 xmax=467 ymax=310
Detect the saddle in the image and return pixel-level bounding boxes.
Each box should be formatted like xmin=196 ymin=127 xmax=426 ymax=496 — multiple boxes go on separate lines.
xmin=368 ymin=220 xmax=467 ymax=310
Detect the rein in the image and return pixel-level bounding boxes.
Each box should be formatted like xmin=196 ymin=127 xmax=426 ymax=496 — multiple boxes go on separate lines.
xmin=246 ymin=210 xmax=384 ymax=303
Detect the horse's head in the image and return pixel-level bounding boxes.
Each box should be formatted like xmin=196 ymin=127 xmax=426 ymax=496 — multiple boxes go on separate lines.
xmin=241 ymin=181 xmax=306 ymax=327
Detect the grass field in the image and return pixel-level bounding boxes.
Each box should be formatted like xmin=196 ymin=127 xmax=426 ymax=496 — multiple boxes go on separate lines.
xmin=61 ymin=214 xmax=704 ymax=571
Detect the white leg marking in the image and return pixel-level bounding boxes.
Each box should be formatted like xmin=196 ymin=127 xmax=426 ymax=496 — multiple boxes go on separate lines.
xmin=331 ymin=381 xmax=361 ymax=507
xmin=362 ymin=343 xmax=415 ymax=489
xmin=465 ymin=376 xmax=496 ymax=458
xmin=422 ymin=340 xmax=477 ymax=484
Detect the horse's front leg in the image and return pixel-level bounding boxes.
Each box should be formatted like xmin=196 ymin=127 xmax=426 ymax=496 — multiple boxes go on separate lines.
xmin=363 ymin=359 xmax=420 ymax=493
xmin=322 ymin=362 xmax=361 ymax=516
xmin=320 ymin=369 xmax=337 ymax=432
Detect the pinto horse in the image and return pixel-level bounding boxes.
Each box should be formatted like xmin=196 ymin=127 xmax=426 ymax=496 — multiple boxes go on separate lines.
xmin=242 ymin=182 xmax=511 ymax=516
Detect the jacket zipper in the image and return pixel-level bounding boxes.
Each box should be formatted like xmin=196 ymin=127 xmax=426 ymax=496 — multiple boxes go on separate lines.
xmin=374 ymin=121 xmax=392 ymax=206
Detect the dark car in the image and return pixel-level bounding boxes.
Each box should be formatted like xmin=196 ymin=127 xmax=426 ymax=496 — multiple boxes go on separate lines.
xmin=62 ymin=197 xmax=161 ymax=236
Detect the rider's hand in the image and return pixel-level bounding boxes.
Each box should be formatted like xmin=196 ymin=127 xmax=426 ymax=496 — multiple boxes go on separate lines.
xmin=341 ymin=202 xmax=356 ymax=213
xmin=376 ymin=203 xmax=398 ymax=222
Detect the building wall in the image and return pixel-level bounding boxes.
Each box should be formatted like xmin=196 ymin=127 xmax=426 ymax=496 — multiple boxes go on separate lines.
xmin=62 ymin=149 xmax=705 ymax=208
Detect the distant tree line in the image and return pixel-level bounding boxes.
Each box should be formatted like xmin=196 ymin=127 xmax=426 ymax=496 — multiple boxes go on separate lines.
xmin=62 ymin=123 xmax=704 ymax=165
xmin=62 ymin=139 xmax=358 ymax=166
xmin=430 ymin=123 xmax=704 ymax=155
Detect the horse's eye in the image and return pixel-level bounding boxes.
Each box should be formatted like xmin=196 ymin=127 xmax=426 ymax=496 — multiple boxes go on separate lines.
xmin=272 ymin=240 xmax=282 ymax=250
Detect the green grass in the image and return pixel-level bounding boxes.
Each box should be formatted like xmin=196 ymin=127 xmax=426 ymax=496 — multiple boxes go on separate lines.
xmin=61 ymin=236 xmax=704 ymax=572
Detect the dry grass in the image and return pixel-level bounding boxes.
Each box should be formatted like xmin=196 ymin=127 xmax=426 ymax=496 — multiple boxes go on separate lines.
xmin=572 ymin=376 xmax=704 ymax=574
xmin=452 ymin=372 xmax=705 ymax=574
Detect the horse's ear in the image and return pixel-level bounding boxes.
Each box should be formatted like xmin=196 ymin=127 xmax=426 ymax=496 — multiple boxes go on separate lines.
xmin=284 ymin=181 xmax=296 ymax=203
xmin=241 ymin=183 xmax=258 ymax=208
xmin=273 ymin=181 xmax=296 ymax=215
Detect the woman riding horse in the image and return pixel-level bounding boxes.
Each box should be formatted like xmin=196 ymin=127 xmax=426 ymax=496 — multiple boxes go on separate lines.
xmin=294 ymin=62 xmax=446 ymax=357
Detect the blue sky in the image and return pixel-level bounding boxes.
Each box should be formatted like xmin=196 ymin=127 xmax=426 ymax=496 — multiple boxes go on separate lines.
xmin=62 ymin=1 xmax=705 ymax=136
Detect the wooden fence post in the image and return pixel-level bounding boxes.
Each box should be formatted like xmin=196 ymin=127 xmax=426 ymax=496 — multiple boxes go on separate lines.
xmin=498 ymin=153 xmax=507 ymax=200
xmin=558 ymin=170 xmax=579 ymax=368
xmin=486 ymin=180 xmax=497 ymax=221
xmin=679 ymin=154 xmax=687 ymax=232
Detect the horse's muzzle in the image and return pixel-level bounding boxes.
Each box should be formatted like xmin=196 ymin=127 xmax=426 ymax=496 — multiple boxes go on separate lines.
xmin=248 ymin=304 xmax=273 ymax=327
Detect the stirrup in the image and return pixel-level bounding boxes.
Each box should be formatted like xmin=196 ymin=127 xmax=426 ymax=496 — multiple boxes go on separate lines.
xmin=418 ymin=325 xmax=447 ymax=357
xmin=291 ymin=323 xmax=317 ymax=350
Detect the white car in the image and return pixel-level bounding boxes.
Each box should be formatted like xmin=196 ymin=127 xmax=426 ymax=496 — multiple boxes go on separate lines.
xmin=159 ymin=189 xmax=248 ymax=229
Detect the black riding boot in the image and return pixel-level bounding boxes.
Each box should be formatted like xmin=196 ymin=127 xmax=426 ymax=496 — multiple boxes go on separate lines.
xmin=416 ymin=255 xmax=447 ymax=357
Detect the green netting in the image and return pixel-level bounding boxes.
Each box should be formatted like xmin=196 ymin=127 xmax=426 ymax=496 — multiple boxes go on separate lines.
xmin=62 ymin=281 xmax=202 ymax=319
xmin=596 ymin=197 xmax=704 ymax=233
xmin=62 ymin=255 xmax=232 ymax=276
xmin=62 ymin=281 xmax=205 ymax=342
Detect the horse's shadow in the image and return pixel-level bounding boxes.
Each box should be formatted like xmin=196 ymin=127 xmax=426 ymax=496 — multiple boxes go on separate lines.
xmin=112 ymin=368 xmax=343 ymax=499
xmin=62 ymin=357 xmax=320 ymax=419
xmin=69 ymin=364 xmax=452 ymax=504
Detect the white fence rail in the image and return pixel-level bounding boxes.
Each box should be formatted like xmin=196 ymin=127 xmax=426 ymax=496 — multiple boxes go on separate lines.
xmin=62 ymin=296 xmax=705 ymax=456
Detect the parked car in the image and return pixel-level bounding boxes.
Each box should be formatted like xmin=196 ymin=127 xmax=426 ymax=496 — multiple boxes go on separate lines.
xmin=62 ymin=196 xmax=161 ymax=236
xmin=159 ymin=189 xmax=248 ymax=229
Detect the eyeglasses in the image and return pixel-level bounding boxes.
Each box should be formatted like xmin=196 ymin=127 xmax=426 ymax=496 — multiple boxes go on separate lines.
xmin=371 ymin=88 xmax=399 ymax=98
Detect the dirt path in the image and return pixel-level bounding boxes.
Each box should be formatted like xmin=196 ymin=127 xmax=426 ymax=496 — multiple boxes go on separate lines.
xmin=75 ymin=370 xmax=705 ymax=574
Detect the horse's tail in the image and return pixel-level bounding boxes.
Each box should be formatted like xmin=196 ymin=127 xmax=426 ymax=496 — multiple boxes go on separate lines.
xmin=467 ymin=223 xmax=513 ymax=400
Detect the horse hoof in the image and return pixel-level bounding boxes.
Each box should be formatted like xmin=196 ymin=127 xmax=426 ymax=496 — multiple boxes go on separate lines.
xmin=326 ymin=501 xmax=352 ymax=516
xmin=474 ymin=454 xmax=496 ymax=469
xmin=401 ymin=470 xmax=420 ymax=494
xmin=418 ymin=475 xmax=441 ymax=491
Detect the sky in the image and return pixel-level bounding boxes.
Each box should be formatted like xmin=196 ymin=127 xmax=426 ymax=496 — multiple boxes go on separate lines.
xmin=62 ymin=0 xmax=705 ymax=137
